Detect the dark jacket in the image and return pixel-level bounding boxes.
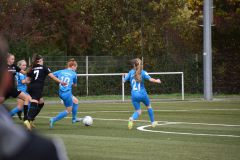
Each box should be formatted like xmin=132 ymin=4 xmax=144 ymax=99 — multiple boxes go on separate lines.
xmin=0 ymin=106 xmax=68 ymax=160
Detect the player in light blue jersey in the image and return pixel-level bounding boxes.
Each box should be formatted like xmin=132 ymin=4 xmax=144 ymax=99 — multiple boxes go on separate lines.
xmin=124 ymin=58 xmax=161 ymax=129
xmin=9 ymin=60 xmax=31 ymax=121
xmin=49 ymin=58 xmax=81 ymax=128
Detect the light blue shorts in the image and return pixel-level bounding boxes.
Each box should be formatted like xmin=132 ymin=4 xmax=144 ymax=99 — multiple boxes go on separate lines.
xmin=131 ymin=91 xmax=150 ymax=110
xmin=59 ymin=91 xmax=73 ymax=107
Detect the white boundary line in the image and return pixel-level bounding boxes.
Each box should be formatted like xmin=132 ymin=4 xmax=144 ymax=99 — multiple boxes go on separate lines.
xmin=49 ymin=108 xmax=240 ymax=114
xmin=31 ymin=115 xmax=240 ymax=126
xmin=31 ymin=114 xmax=240 ymax=138
xmin=137 ymin=122 xmax=240 ymax=138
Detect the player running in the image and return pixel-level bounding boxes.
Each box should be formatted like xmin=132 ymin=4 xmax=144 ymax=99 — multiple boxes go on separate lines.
xmin=6 ymin=54 xmax=31 ymax=122
xmin=124 ymin=58 xmax=161 ymax=129
xmin=49 ymin=58 xmax=80 ymax=128
xmin=9 ymin=60 xmax=31 ymax=121
xmin=25 ymin=54 xmax=66 ymax=130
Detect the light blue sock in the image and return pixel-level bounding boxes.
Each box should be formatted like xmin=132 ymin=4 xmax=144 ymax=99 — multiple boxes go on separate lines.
xmin=9 ymin=107 xmax=20 ymax=116
xmin=147 ymin=108 xmax=154 ymax=123
xmin=72 ymin=103 xmax=78 ymax=120
xmin=53 ymin=110 xmax=68 ymax=122
xmin=132 ymin=111 xmax=139 ymax=120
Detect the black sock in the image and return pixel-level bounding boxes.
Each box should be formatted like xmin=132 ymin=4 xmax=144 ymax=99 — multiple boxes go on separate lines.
xmin=33 ymin=103 xmax=44 ymax=119
xmin=27 ymin=102 xmax=38 ymax=121
xmin=17 ymin=110 xmax=22 ymax=120
xmin=23 ymin=105 xmax=28 ymax=121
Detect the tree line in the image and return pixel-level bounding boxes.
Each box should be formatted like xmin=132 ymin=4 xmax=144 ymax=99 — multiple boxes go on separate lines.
xmin=0 ymin=0 xmax=239 ymax=93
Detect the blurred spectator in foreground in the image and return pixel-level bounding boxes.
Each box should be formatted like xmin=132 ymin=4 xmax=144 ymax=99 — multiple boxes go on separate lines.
xmin=0 ymin=35 xmax=68 ymax=160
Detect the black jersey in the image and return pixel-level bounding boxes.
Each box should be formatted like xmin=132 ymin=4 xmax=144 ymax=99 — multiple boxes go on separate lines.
xmin=27 ymin=64 xmax=51 ymax=87
xmin=7 ymin=64 xmax=21 ymax=86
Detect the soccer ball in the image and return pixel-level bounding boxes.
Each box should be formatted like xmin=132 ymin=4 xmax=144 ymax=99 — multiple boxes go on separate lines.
xmin=82 ymin=116 xmax=93 ymax=126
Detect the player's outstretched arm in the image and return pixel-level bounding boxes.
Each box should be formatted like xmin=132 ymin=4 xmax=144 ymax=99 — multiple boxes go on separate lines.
xmin=48 ymin=73 xmax=67 ymax=86
xmin=149 ymin=78 xmax=161 ymax=84
xmin=123 ymin=73 xmax=129 ymax=83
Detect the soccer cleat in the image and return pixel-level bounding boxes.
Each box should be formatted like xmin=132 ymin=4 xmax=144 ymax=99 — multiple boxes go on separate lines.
xmin=128 ymin=117 xmax=133 ymax=130
xmin=49 ymin=118 xmax=54 ymax=129
xmin=151 ymin=121 xmax=158 ymax=128
xmin=23 ymin=120 xmax=31 ymax=130
xmin=17 ymin=111 xmax=22 ymax=120
xmin=72 ymin=117 xmax=83 ymax=123
xmin=30 ymin=121 xmax=36 ymax=128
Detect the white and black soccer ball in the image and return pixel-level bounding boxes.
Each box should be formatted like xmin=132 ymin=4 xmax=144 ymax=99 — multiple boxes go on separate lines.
xmin=82 ymin=116 xmax=93 ymax=126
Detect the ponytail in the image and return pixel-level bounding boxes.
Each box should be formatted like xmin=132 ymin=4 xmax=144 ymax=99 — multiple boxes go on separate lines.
xmin=131 ymin=58 xmax=142 ymax=82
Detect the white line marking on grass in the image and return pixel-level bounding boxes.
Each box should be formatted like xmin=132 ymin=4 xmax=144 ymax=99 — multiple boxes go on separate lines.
xmin=29 ymin=109 xmax=240 ymax=138
xmin=154 ymin=109 xmax=240 ymax=112
xmin=49 ymin=108 xmax=240 ymax=114
xmin=50 ymin=111 xmax=131 ymax=114
xmin=34 ymin=115 xmax=150 ymax=123
xmin=168 ymin=122 xmax=240 ymax=127
xmin=35 ymin=115 xmax=240 ymax=127
xmin=137 ymin=122 xmax=240 ymax=138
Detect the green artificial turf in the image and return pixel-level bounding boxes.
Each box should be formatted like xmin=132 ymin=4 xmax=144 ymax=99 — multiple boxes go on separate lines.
xmin=11 ymin=99 xmax=240 ymax=160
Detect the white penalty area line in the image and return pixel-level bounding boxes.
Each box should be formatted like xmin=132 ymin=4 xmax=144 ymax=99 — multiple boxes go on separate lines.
xmin=49 ymin=108 xmax=240 ymax=114
xmin=34 ymin=115 xmax=149 ymax=123
xmin=36 ymin=115 xmax=240 ymax=126
xmin=27 ymin=115 xmax=240 ymax=127
xmin=137 ymin=122 xmax=240 ymax=138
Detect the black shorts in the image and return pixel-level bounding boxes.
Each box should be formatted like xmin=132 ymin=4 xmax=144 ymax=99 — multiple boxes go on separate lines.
xmin=28 ymin=84 xmax=44 ymax=101
xmin=5 ymin=88 xmax=22 ymax=99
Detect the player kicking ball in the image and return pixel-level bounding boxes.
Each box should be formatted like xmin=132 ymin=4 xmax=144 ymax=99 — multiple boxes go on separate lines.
xmin=124 ymin=58 xmax=161 ymax=129
xmin=49 ymin=58 xmax=81 ymax=128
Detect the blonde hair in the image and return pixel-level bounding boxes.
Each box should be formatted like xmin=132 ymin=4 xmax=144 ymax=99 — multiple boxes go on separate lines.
xmin=131 ymin=58 xmax=142 ymax=82
xmin=17 ymin=60 xmax=27 ymax=67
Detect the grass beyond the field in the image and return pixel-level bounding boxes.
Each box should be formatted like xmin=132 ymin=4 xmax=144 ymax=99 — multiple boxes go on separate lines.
xmin=12 ymin=99 xmax=240 ymax=160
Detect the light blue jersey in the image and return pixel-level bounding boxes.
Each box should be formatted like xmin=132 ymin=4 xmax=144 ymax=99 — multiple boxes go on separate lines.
xmin=53 ymin=69 xmax=77 ymax=107
xmin=15 ymin=72 xmax=27 ymax=92
xmin=125 ymin=69 xmax=156 ymax=124
xmin=124 ymin=69 xmax=151 ymax=93
xmin=53 ymin=69 xmax=77 ymax=93
xmin=124 ymin=69 xmax=152 ymax=110
xmin=50 ymin=69 xmax=79 ymax=126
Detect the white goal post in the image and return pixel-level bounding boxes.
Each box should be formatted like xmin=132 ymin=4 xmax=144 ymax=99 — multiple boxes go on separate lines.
xmin=77 ymin=72 xmax=184 ymax=101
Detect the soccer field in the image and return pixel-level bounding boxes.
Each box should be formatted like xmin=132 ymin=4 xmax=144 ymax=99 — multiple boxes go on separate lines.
xmin=14 ymin=99 xmax=240 ymax=160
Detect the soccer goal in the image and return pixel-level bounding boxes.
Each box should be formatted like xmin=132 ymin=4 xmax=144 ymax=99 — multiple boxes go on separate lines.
xmin=77 ymin=72 xmax=184 ymax=101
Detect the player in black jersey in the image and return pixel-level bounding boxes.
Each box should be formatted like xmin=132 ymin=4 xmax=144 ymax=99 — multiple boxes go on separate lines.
xmin=6 ymin=53 xmax=31 ymax=121
xmin=25 ymin=54 xmax=66 ymax=130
